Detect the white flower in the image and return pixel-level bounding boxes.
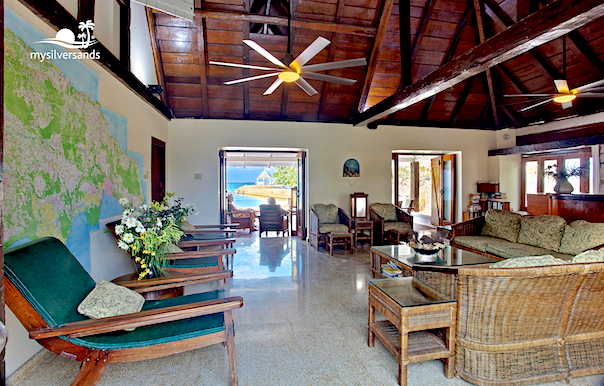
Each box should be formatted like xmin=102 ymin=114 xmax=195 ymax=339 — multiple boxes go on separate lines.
xmin=123 ymin=233 xmax=135 ymax=243
xmin=118 ymin=241 xmax=129 ymax=250
xmin=124 ymin=217 xmax=137 ymax=228
xmin=115 ymin=225 xmax=124 ymax=235
xmin=156 ymin=218 xmax=162 ymax=228
xmin=140 ymin=204 xmax=149 ymax=211
xmin=119 ymin=198 xmax=129 ymax=206
xmin=135 ymin=225 xmax=146 ymax=233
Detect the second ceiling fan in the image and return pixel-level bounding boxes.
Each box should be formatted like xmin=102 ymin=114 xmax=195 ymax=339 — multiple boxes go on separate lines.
xmin=209 ymin=36 xmax=367 ymax=96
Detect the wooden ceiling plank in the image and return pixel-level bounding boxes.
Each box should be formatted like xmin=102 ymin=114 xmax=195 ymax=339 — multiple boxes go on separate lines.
xmin=198 ymin=9 xmax=377 ymax=37
xmin=243 ymin=0 xmax=250 ymax=119
xmin=517 ymin=0 xmax=540 ymax=21
xmin=351 ymin=0 xmax=604 ymax=127
xmin=449 ymin=78 xmax=474 ymax=125
xmin=399 ymin=0 xmax=412 ymax=88
xmin=567 ymin=31 xmax=604 ymax=78
xmin=474 ymin=0 xmax=499 ymax=127
xmin=409 ymin=0 xmax=437 ymax=67
xmin=318 ymin=0 xmax=346 ymax=120
xmin=194 ymin=12 xmax=210 ymax=118
xmin=357 ymin=0 xmax=395 ymax=112
xmin=500 ymin=104 xmax=522 ymax=127
xmin=146 ymin=8 xmax=169 ymax=105
xmin=495 ymin=65 xmax=550 ymax=118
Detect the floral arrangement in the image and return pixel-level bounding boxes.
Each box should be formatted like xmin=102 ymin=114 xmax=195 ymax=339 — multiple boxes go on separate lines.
xmin=543 ymin=165 xmax=588 ymax=180
xmin=115 ymin=193 xmax=198 ymax=280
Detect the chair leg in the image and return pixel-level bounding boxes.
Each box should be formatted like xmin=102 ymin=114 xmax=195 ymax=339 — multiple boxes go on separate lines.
xmin=224 ymin=311 xmax=238 ymax=386
xmin=71 ymin=350 xmax=108 ymax=386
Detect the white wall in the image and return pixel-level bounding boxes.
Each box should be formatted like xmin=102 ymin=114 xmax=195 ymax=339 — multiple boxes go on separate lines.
xmin=94 ymin=0 xmax=121 ymax=59
xmin=167 ymin=120 xmax=497 ymax=225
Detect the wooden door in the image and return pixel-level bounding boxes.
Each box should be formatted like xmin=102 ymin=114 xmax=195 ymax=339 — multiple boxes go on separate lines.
xmin=219 ymin=150 xmax=227 ymax=223
xmin=430 ymin=157 xmax=441 ymax=226
xmin=430 ymin=155 xmax=456 ymax=226
xmin=296 ymin=151 xmax=307 ymax=239
xmin=151 ymin=137 xmax=165 ymax=203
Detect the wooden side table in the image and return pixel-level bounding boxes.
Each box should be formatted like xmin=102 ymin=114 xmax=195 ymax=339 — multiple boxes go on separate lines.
xmin=368 ymin=277 xmax=457 ymax=386
xmin=353 ymin=219 xmax=373 ymax=246
xmin=327 ymin=232 xmax=353 ymax=255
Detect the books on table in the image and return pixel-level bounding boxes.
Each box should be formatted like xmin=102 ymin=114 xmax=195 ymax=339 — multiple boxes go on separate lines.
xmin=381 ymin=263 xmax=402 ymax=277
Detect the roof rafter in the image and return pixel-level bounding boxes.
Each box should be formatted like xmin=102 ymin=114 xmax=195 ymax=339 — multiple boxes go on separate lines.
xmin=474 ymin=0 xmax=499 ymax=127
xmin=352 ymin=0 xmax=604 ymax=127
xmin=194 ymin=12 xmax=209 ymax=118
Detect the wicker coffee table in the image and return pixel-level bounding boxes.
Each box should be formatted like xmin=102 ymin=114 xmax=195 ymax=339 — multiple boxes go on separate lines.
xmin=368 ymin=277 xmax=457 ymax=386
xmin=327 ymin=232 xmax=353 ymax=255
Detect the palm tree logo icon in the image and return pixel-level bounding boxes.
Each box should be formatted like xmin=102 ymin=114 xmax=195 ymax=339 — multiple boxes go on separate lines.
xmin=35 ymin=20 xmax=98 ymax=49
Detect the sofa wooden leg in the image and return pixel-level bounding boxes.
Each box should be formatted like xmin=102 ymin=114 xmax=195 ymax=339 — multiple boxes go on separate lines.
xmin=71 ymin=350 xmax=108 ymax=386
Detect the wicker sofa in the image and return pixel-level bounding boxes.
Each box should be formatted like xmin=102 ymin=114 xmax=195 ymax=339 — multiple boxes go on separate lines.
xmin=451 ymin=209 xmax=604 ymax=260
xmin=454 ymin=260 xmax=604 ymax=386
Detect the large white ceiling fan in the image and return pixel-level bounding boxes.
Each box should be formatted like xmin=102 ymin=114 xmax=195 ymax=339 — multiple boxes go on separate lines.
xmin=209 ymin=36 xmax=367 ymax=96
xmin=503 ymin=35 xmax=604 ymax=112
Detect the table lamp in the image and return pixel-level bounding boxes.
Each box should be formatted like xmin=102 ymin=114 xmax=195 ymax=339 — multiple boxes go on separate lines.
xmin=350 ymin=193 xmax=368 ymax=220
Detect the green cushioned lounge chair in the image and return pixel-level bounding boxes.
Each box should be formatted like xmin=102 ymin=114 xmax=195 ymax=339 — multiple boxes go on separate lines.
xmin=5 ymin=237 xmax=243 ymax=386
xmin=309 ymin=204 xmax=351 ymax=251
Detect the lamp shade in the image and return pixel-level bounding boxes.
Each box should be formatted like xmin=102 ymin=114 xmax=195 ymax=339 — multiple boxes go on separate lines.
xmin=350 ymin=193 xmax=368 ymax=220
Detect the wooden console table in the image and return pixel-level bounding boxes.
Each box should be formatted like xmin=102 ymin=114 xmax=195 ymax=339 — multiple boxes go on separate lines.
xmin=527 ymin=193 xmax=604 ymax=223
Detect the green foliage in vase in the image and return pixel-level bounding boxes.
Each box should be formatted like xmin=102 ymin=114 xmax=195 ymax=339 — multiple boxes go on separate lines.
xmin=543 ymin=165 xmax=589 ymax=180
xmin=273 ymin=166 xmax=297 ymax=187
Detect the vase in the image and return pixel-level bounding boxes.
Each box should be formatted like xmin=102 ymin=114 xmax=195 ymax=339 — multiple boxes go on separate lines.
xmin=134 ymin=258 xmax=157 ymax=279
xmin=554 ymin=177 xmax=574 ymax=194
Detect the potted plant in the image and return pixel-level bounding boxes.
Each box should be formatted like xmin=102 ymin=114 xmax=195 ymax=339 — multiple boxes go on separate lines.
xmin=543 ymin=165 xmax=588 ymax=194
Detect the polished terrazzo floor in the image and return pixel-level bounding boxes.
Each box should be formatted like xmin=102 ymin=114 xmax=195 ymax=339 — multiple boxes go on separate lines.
xmin=12 ymin=232 xmax=604 ymax=386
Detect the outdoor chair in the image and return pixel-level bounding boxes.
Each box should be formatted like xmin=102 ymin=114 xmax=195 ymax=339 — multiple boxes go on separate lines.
xmin=309 ymin=204 xmax=351 ymax=251
xmin=258 ymin=204 xmax=289 ymax=237
xmin=370 ymin=203 xmax=413 ymax=245
xmin=5 ymin=237 xmax=243 ymax=386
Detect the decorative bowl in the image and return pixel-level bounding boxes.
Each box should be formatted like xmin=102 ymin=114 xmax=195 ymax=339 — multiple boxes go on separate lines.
xmin=414 ymin=247 xmax=440 ymax=255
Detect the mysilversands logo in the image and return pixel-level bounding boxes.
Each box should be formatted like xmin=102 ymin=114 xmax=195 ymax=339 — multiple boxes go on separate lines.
xmin=31 ymin=20 xmax=100 ymax=62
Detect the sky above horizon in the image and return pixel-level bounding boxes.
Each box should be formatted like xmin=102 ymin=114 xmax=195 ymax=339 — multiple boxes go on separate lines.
xmin=228 ymin=166 xmax=275 ymax=182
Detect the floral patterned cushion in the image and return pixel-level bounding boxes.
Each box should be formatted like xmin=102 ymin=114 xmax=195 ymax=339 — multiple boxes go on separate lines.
xmin=78 ymin=280 xmax=145 ymax=330
xmin=516 ymin=215 xmax=566 ymax=252
xmin=313 ymin=204 xmax=339 ymax=224
xmin=571 ymin=249 xmax=604 ymax=263
xmin=319 ymin=223 xmax=349 ymax=234
xmin=486 ymin=240 xmax=559 ymax=259
xmin=558 ymin=220 xmax=604 ymax=255
xmin=371 ymin=203 xmax=398 ymax=222
xmin=480 ymin=209 xmax=522 ymax=243
xmin=490 ymin=255 xmax=568 ymax=268
xmin=384 ymin=222 xmax=412 ymax=232
xmin=453 ymin=236 xmax=494 ymax=252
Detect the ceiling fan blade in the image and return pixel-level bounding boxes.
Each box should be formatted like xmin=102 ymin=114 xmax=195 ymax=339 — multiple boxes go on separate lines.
xmin=300 ymin=72 xmax=357 ymax=85
xmin=503 ymin=94 xmax=556 ymax=98
xmin=300 ymin=58 xmax=368 ymax=72
xmin=576 ymin=92 xmax=604 ymax=97
xmin=576 ymin=79 xmax=604 ymax=92
xmin=554 ymin=79 xmax=570 ymax=94
xmin=289 ymin=37 xmax=331 ymax=72
xmin=294 ymin=77 xmax=318 ymax=96
xmin=578 ymin=86 xmax=604 ymax=93
xmin=519 ymin=98 xmax=554 ymax=112
xmin=209 ymin=61 xmax=280 ymax=71
xmin=243 ymin=40 xmax=289 ymax=69
xmin=224 ymin=72 xmax=280 ymax=85
xmin=263 ymin=78 xmax=284 ymax=95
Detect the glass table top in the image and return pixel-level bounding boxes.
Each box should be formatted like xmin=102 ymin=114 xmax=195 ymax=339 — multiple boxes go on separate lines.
xmin=369 ymin=277 xmax=453 ymax=307
xmin=372 ymin=244 xmax=497 ymax=268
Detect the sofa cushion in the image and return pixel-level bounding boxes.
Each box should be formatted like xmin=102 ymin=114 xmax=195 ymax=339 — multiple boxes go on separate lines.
xmin=559 ymin=220 xmax=604 ymax=255
xmin=516 ymin=215 xmax=566 ymax=252
xmin=485 ymin=239 xmax=559 ymax=259
xmin=319 ymin=223 xmax=349 ymax=234
xmin=384 ymin=222 xmax=412 ymax=232
xmin=571 ymin=249 xmax=604 ymax=263
xmin=490 ymin=255 xmax=568 ymax=268
xmin=313 ymin=204 xmax=339 ymax=224
xmin=453 ymin=236 xmax=494 ymax=252
xmin=481 ymin=209 xmax=522 ymax=243
xmin=371 ymin=203 xmax=398 ymax=222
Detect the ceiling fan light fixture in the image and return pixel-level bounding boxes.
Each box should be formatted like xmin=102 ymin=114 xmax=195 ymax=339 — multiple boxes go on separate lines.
xmin=278 ymin=71 xmax=300 ymax=83
xmin=553 ymin=94 xmax=577 ymax=104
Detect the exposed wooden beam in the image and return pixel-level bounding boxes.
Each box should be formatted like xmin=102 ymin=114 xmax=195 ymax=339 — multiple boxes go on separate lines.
xmin=145 ymin=8 xmax=168 ymax=105
xmin=500 ymin=104 xmax=522 ymax=127
xmin=194 ymin=12 xmax=209 ymax=118
xmin=356 ymin=0 xmax=395 ymax=112
xmin=119 ymin=0 xmax=130 ymax=69
xmin=243 ymin=0 xmax=250 ymax=119
xmin=197 ymin=9 xmax=377 ymax=37
xmin=352 ymin=0 xmax=604 ymax=127
xmin=567 ymin=31 xmax=604 ymax=78
xmin=78 ymin=0 xmax=95 ymax=21
xmin=18 ymin=0 xmax=172 ymax=119
xmin=449 ymin=78 xmax=474 ymax=125
xmin=399 ymin=0 xmax=411 ymax=88
xmin=410 ymin=0 xmax=436 ymax=70
xmin=489 ymin=134 xmax=604 ymax=156
xmin=474 ymin=0 xmax=499 ymax=127
xmin=419 ymin=97 xmax=435 ymax=121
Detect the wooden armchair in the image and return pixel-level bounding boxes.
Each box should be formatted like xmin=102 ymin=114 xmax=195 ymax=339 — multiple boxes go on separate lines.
xmin=5 ymin=237 xmax=243 ymax=386
xmin=369 ymin=203 xmax=413 ymax=245
xmin=258 ymin=204 xmax=289 ymax=237
xmin=309 ymin=204 xmax=351 ymax=251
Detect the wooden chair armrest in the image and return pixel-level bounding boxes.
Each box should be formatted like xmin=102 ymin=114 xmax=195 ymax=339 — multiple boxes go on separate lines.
xmin=369 ymin=208 xmax=384 ymax=228
xmin=396 ymin=206 xmax=413 ymax=225
xmin=116 ymin=270 xmax=233 ymax=293
xmin=192 ymin=224 xmax=236 ymax=229
xmin=450 ymin=216 xmax=485 ymax=238
xmin=309 ymin=209 xmax=319 ymax=234
xmin=338 ymin=209 xmax=351 ymax=230
xmin=30 ymin=296 xmax=244 ymax=340
xmin=162 ymin=249 xmax=237 ymax=260
xmin=178 ymin=239 xmax=235 ymax=248
xmin=183 ymin=229 xmax=236 ymax=235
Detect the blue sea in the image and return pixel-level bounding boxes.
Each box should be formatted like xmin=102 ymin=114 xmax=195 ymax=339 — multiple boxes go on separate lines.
xmin=228 ymin=182 xmax=287 ymax=209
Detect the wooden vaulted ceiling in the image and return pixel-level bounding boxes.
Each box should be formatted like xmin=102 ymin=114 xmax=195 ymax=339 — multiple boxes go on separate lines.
xmin=147 ymin=0 xmax=604 ymax=129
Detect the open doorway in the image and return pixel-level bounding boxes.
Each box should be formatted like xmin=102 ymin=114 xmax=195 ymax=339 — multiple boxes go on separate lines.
xmin=219 ymin=148 xmax=307 ymax=238
xmin=393 ymin=152 xmax=457 ymax=227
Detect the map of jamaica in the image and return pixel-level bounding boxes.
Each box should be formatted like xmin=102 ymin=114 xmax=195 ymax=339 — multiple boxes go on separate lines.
xmin=3 ymin=27 xmax=144 ymax=253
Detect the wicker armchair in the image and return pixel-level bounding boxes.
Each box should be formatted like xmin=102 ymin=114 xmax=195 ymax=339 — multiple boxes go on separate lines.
xmin=309 ymin=204 xmax=351 ymax=251
xmin=369 ymin=203 xmax=413 ymax=245
xmin=456 ymin=262 xmax=604 ymax=386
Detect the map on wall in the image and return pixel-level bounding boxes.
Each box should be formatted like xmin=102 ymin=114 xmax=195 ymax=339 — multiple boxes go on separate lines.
xmin=3 ymin=8 xmax=145 ymax=271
